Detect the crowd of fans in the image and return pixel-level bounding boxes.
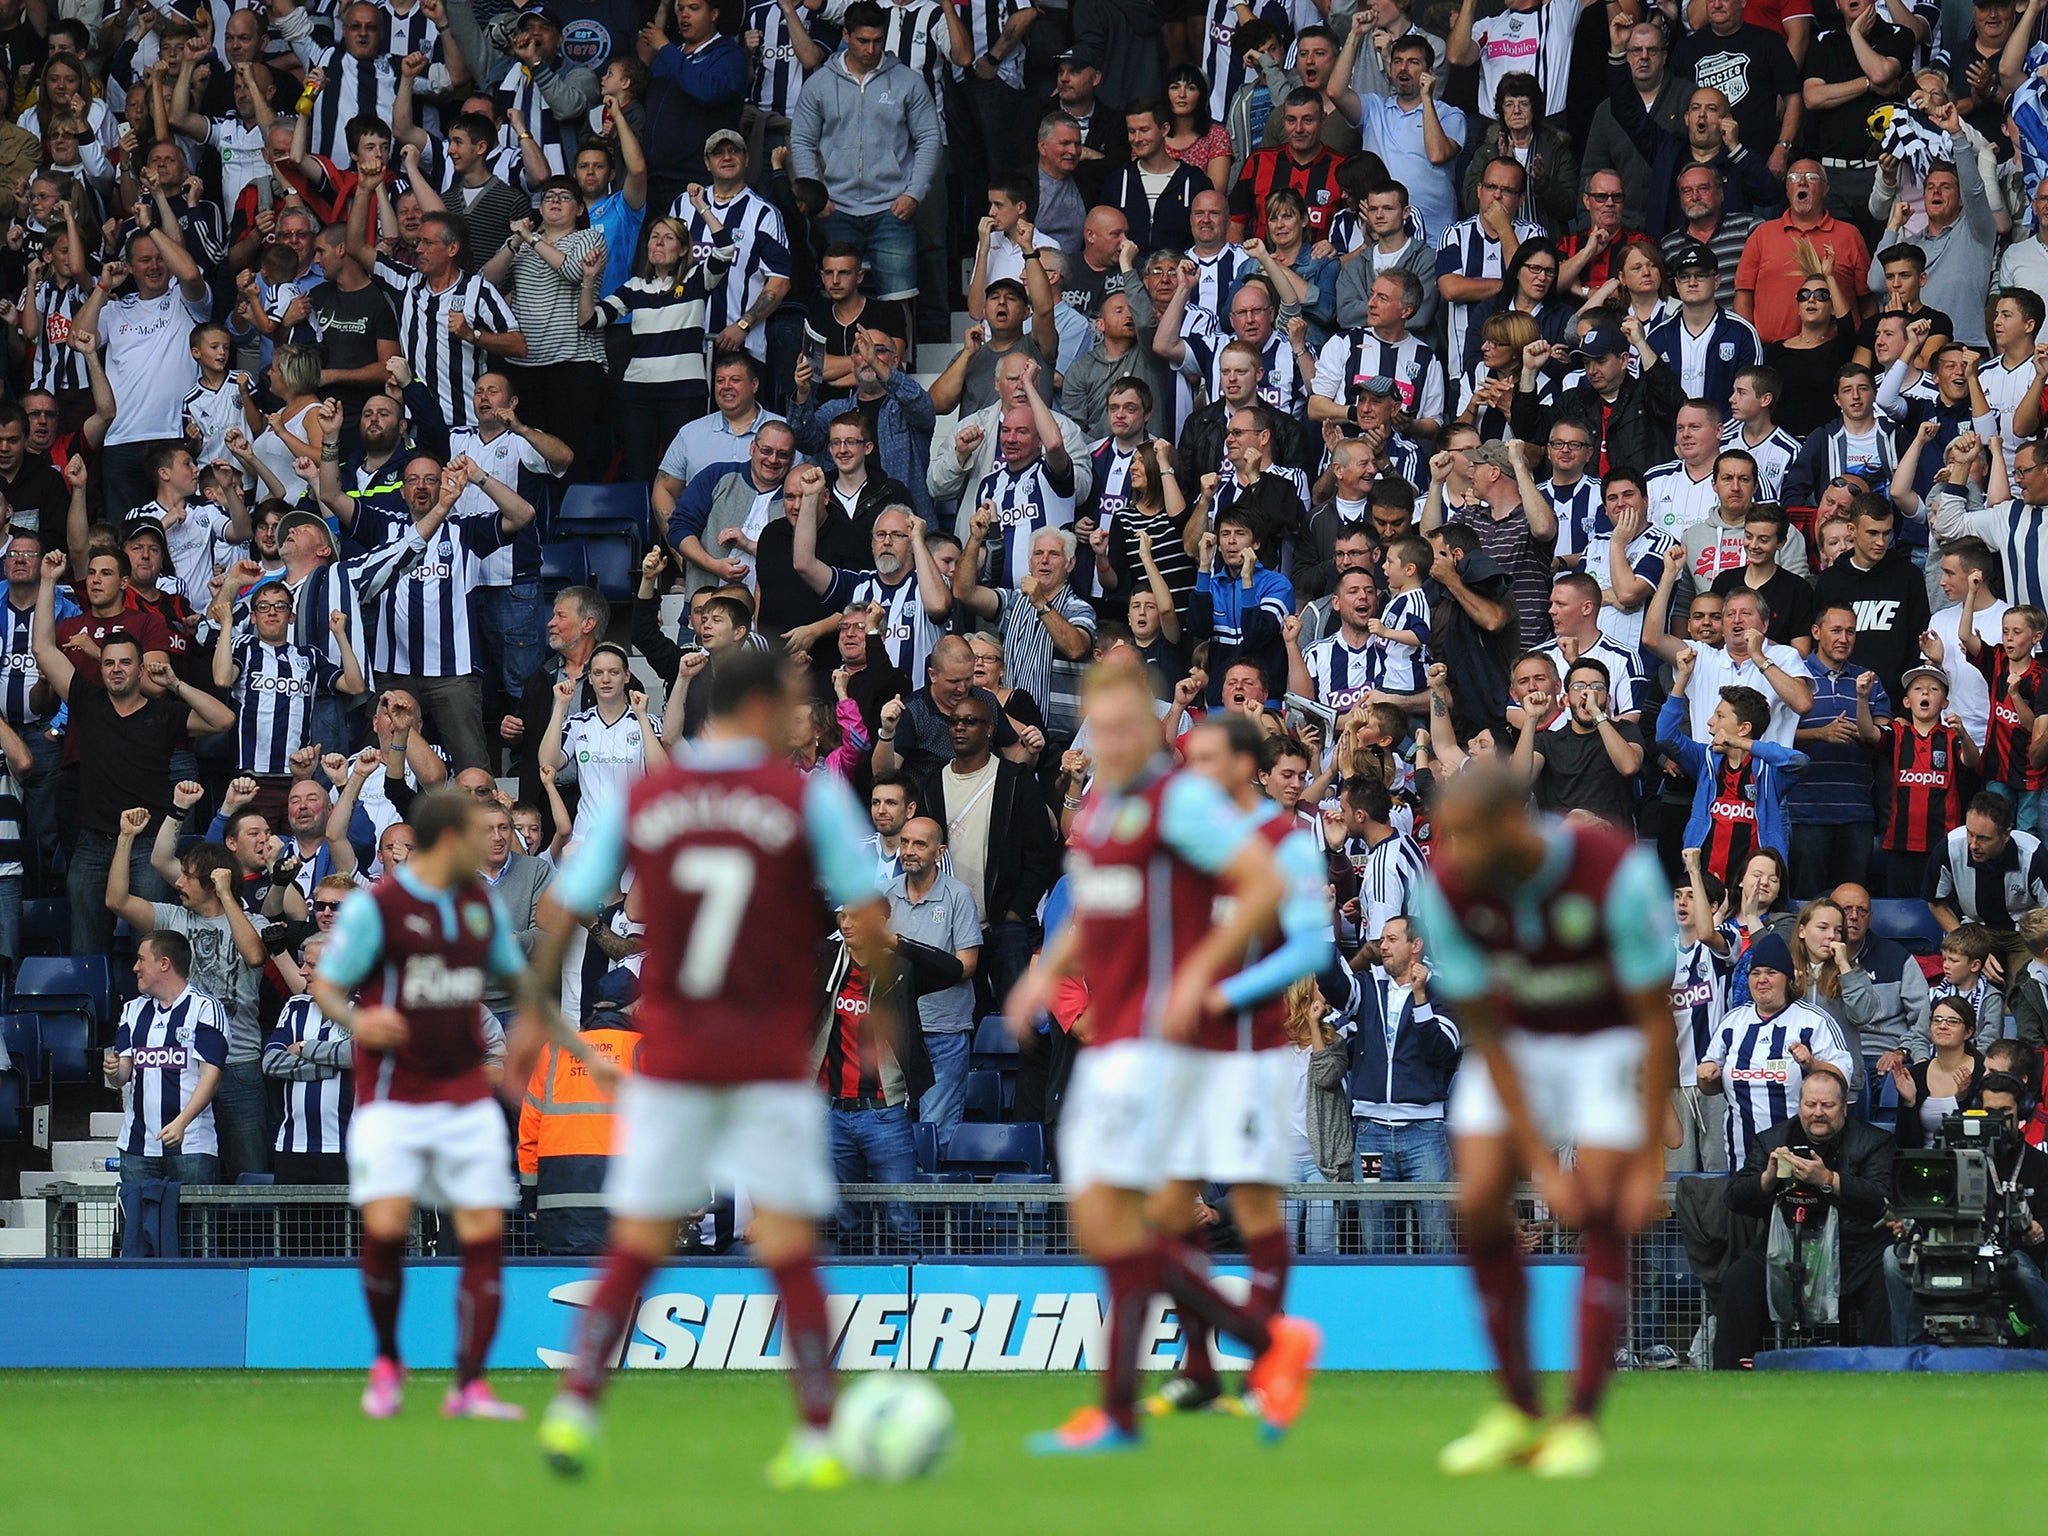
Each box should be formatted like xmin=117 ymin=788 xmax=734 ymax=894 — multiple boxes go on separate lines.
xmin=17 ymin=0 xmax=2048 ymax=1346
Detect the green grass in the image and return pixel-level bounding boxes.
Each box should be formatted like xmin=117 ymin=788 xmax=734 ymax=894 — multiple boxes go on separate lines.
xmin=2 ymin=1369 xmax=2038 ymax=1534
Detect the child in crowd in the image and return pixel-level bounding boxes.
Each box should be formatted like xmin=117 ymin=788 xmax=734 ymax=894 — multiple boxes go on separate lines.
xmin=1657 ymin=664 xmax=1807 ymax=889
xmin=1878 ymin=663 xmax=1977 ymax=899
xmin=1929 ymin=922 xmax=2006 ymax=1052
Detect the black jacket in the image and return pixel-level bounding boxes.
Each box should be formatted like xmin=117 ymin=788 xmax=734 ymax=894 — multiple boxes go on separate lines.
xmin=1426 ymin=550 xmax=1519 ymax=742
xmin=1175 ymin=396 xmax=1316 ymax=507
xmin=812 ymin=937 xmax=938 ymax=1107
xmin=1728 ymin=1114 xmax=1896 ymax=1296
xmin=1512 ymin=361 xmax=1685 ymax=477
xmin=924 ymin=756 xmax=1060 ymax=928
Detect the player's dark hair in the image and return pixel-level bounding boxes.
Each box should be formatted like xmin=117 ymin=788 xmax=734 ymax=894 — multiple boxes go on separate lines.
xmin=707 ymin=645 xmax=794 ymax=719
xmin=1733 ymin=364 xmax=1780 ymax=404
xmin=1567 ymin=655 xmax=1611 ymax=691
xmin=1201 ymin=710 xmax=1265 ymax=762
xmin=410 ymin=784 xmax=480 ymax=850
xmin=1717 ymin=685 xmax=1770 ymax=742
xmin=97 ymin=629 xmax=141 ymax=659
xmin=1602 ymin=466 xmax=1648 ymax=499
xmin=1683 ymin=868 xmax=1728 ymax=909
xmin=1969 ymin=788 xmax=2015 ymax=835
xmin=141 ymin=927 xmax=193 ymax=977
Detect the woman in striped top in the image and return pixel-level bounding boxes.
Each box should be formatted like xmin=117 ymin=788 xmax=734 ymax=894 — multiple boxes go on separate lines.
xmin=579 ymin=198 xmax=737 ymax=484
xmin=483 ymin=175 xmax=611 ymax=476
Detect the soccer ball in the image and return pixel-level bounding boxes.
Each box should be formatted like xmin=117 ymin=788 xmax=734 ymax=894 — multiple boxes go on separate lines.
xmin=830 ymin=1373 xmax=955 ymax=1482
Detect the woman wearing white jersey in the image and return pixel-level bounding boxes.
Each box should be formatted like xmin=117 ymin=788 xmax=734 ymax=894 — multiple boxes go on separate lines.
xmin=538 ymin=644 xmax=669 ymax=850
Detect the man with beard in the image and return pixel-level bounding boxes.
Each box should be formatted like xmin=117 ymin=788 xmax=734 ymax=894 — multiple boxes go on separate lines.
xmin=793 ymin=497 xmax=951 ymax=681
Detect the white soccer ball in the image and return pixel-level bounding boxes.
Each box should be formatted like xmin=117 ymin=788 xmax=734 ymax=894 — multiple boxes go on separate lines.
xmin=830 ymin=1373 xmax=955 ymax=1482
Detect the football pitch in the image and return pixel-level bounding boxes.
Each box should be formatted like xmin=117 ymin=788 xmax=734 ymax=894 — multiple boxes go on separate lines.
xmin=4 ymin=1369 xmax=2036 ymax=1534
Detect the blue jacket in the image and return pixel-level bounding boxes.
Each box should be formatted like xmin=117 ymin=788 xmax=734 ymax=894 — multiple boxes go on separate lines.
xmin=1657 ymin=693 xmax=1807 ymax=857
xmin=643 ymin=36 xmax=746 ymax=183
xmin=1646 ymin=308 xmax=1762 ymax=411
xmin=1322 ymin=960 xmax=1461 ymax=1117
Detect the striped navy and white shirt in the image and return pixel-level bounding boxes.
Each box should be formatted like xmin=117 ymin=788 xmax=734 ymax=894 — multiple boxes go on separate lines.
xmin=1542 ymin=474 xmax=1603 ymax=565
xmin=1931 ymin=824 xmax=2048 ymax=929
xmin=1433 ymin=215 xmax=1547 ymax=374
xmin=1190 ymin=246 xmax=1254 ymax=319
xmin=229 ymin=637 xmax=346 ymax=775
xmin=974 ymin=456 xmax=1077 ymax=588
xmin=355 ymin=509 xmax=506 ymax=677
xmin=1928 ymin=488 xmax=2048 ymax=612
xmin=1352 ymin=828 xmax=1427 ymax=944
xmin=823 ymin=568 xmax=940 ymax=678
xmin=265 ymin=993 xmax=354 ymax=1155
xmin=382 ymin=1 xmax=442 ymax=64
xmin=588 ymin=247 xmax=735 ymax=389
xmin=1303 ymin=630 xmax=1375 ymax=711
xmin=24 ymin=278 xmax=90 ymax=395
xmin=1532 ymin=634 xmax=1644 ymax=717
xmin=1371 ymin=585 xmax=1431 ymax=693
xmin=1702 ymin=999 xmax=1853 ymax=1168
xmin=0 ymin=590 xmax=77 ymax=727
xmin=882 ymin=0 xmax=954 ymax=141
xmin=1311 ymin=331 xmax=1444 ymax=421
xmin=1721 ymin=420 xmax=1800 ymax=505
xmin=747 ymin=0 xmax=819 ymax=116
xmin=995 ymin=583 xmax=1095 ymax=735
xmin=307 ymin=52 xmax=397 ymax=168
xmin=1671 ymin=933 xmax=1732 ymax=1088
xmin=0 ymin=759 xmax=21 ymax=880
xmin=1182 ymin=326 xmax=1303 ymax=418
xmin=675 ymin=187 xmax=791 ymax=364
xmin=372 ymin=259 xmax=517 ymax=432
xmin=1644 ymin=460 xmax=1719 ymax=540
xmin=954 ymin=0 xmax=1025 ymax=87
xmin=117 ymin=988 xmax=230 ymax=1159
xmin=495 ymin=59 xmax=579 ymax=176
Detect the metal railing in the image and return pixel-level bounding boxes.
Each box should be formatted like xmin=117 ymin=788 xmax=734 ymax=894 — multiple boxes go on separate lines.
xmin=43 ymin=1181 xmax=1709 ymax=1364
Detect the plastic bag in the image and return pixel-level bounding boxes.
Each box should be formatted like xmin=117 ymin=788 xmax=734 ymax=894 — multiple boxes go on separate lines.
xmin=1766 ymin=1200 xmax=1840 ymax=1326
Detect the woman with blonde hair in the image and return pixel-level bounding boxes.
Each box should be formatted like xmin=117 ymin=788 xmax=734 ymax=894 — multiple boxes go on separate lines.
xmin=1450 ymin=309 xmax=1541 ymax=440
xmin=1281 ymin=976 xmax=1350 ymax=1255
xmin=1786 ymin=896 xmax=1877 ymax=1094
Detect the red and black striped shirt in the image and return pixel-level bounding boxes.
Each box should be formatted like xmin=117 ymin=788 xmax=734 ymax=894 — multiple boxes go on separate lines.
xmin=1975 ymin=649 xmax=2048 ymax=790
xmin=1883 ymin=719 xmax=1966 ymax=854
xmin=1701 ymin=756 xmax=1759 ymax=887
xmin=819 ymin=963 xmax=883 ymax=1102
xmin=1228 ymin=147 xmax=1344 ymax=243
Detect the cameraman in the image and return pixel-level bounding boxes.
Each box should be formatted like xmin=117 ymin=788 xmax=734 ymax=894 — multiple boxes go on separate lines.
xmin=1883 ymin=1074 xmax=2048 ymax=1346
xmin=1714 ymin=1065 xmax=1896 ymax=1367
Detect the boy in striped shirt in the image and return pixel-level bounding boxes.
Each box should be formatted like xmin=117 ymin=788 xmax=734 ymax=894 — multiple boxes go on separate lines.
xmin=211 ymin=579 xmax=367 ymax=780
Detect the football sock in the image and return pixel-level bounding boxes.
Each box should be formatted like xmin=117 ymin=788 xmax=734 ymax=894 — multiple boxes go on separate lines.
xmin=1177 ymin=1229 xmax=1217 ymax=1386
xmin=769 ymin=1257 xmax=837 ymax=1431
xmin=455 ymin=1238 xmax=504 ymax=1388
xmin=1571 ymin=1216 xmax=1630 ymax=1419
xmin=361 ymin=1233 xmax=405 ymax=1365
xmin=1102 ymin=1247 xmax=1164 ymax=1433
xmin=1243 ymin=1227 xmax=1292 ymax=1325
xmin=1155 ymin=1232 xmax=1272 ymax=1359
xmin=1468 ymin=1227 xmax=1540 ymax=1417
xmin=564 ymin=1248 xmax=655 ymax=1403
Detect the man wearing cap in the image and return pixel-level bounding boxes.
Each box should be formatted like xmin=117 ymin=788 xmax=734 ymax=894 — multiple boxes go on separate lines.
xmin=1432 ymin=439 xmax=1557 ymax=650
xmin=441 ymin=0 xmax=601 ymax=179
xmin=124 ymin=442 xmax=249 ymax=605
xmin=119 ymin=518 xmax=202 ymax=683
xmin=676 ymin=130 xmax=792 ymax=366
xmin=1513 ymin=316 xmax=1683 ymax=477
xmin=1015 ymin=48 xmax=1125 ymax=199
xmin=931 ymin=275 xmax=1056 ymax=420
xmin=1648 ymin=243 xmax=1762 ymax=404
xmin=790 ymin=0 xmax=942 ymax=340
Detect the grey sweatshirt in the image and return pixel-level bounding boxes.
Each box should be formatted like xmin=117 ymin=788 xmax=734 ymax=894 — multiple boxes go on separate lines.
xmin=789 ymin=54 xmax=943 ymax=216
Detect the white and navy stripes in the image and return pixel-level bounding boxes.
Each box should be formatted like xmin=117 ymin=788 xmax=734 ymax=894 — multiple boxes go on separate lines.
xmin=955 ymin=0 xmax=1025 ymax=88
xmin=1183 ymin=327 xmax=1303 ymax=418
xmin=0 ymin=600 xmax=45 ymax=728
xmin=308 ymin=51 xmax=397 ymax=169
xmin=1372 ymin=585 xmax=1431 ymax=694
xmin=372 ymin=259 xmax=517 ymax=432
xmin=117 ymin=989 xmax=230 ymax=1159
xmin=25 ymin=279 xmax=90 ymax=396
xmin=747 ymin=0 xmax=816 ymax=117
xmin=381 ymin=2 xmax=441 ymax=65
xmin=675 ymin=188 xmax=792 ymax=362
xmin=883 ymin=0 xmax=954 ymax=141
xmin=1671 ymin=935 xmax=1730 ymax=1089
xmin=496 ymin=61 xmax=578 ymax=177
xmin=1543 ymin=475 xmax=1603 ymax=564
xmin=230 ymin=638 xmax=345 ymax=775
xmin=974 ymin=457 xmax=1077 ymax=588
xmin=589 ymin=250 xmax=734 ymax=389
xmin=830 ymin=569 xmax=939 ymax=679
xmin=1704 ymin=999 xmax=1851 ymax=1167
xmin=1356 ymin=829 xmax=1427 ymax=944
xmin=356 ymin=510 xmax=504 ymax=677
xmin=1433 ymin=215 xmax=1546 ymax=374
xmin=1312 ymin=331 xmax=1444 ymax=420
xmin=1303 ymin=631 xmax=1376 ymax=711
xmin=266 ymin=994 xmax=353 ymax=1156
xmin=1190 ymin=246 xmax=1253 ymax=318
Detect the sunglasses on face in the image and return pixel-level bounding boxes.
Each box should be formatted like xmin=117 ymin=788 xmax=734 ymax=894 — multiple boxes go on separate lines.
xmin=1796 ymin=288 xmax=1830 ymax=301
xmin=311 ymin=900 xmax=343 ymax=913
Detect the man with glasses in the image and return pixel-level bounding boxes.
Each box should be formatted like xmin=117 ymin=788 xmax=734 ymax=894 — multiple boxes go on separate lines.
xmin=1931 ymin=433 xmax=2048 ymax=611
xmin=1557 ymin=172 xmax=1649 ymax=298
xmin=1513 ymin=656 xmax=1645 ymax=826
xmin=1735 ymin=157 xmax=1873 ymax=342
xmin=1539 ymin=421 xmax=1602 ymax=567
xmin=1648 ymin=242 xmax=1761 ymax=405
xmin=1435 ymin=156 xmax=1546 ymax=374
xmin=1157 ymin=271 xmax=1305 ymax=419
xmin=665 ymin=420 xmax=799 ymax=599
xmin=1583 ymin=19 xmax=1689 ymax=229
xmin=21 ymin=392 xmax=61 ymax=460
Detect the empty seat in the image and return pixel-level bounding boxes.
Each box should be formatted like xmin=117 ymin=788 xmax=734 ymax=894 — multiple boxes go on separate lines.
xmin=19 ymin=899 xmax=67 ymax=956
xmin=41 ymin=1014 xmax=92 ymax=1084
xmin=941 ymin=1122 xmax=1046 ymax=1175
xmin=15 ymin=956 xmax=114 ymax=1028
xmin=0 ymin=1068 xmax=21 ymax=1141
xmin=913 ymin=1119 xmax=939 ymax=1174
xmin=585 ymin=539 xmax=638 ymax=602
xmin=559 ymin=482 xmax=653 ymax=542
xmin=963 ymin=1070 xmax=1003 ymax=1122
xmin=972 ymin=1015 xmax=1019 ymax=1064
xmin=540 ymin=540 xmax=590 ymax=593
xmin=1869 ymin=899 xmax=1945 ymax=956
xmin=0 ymin=1013 xmax=44 ymax=1089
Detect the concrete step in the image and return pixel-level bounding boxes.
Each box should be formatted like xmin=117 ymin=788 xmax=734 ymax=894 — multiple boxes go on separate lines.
xmin=88 ymin=1111 xmax=125 ymax=1139
xmin=0 ymin=1225 xmax=46 ymax=1256
xmin=22 ymin=1168 xmax=117 ymax=1198
xmin=0 ymin=1197 xmax=45 ymax=1230
xmin=52 ymin=1139 xmax=118 ymax=1173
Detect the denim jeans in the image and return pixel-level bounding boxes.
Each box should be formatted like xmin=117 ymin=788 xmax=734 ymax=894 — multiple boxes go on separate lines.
xmin=829 ymin=1101 xmax=920 ymax=1251
xmin=120 ymin=1150 xmax=220 ymax=1183
xmin=68 ymin=827 xmax=170 ymax=955
xmin=920 ymin=1030 xmax=973 ymax=1151
xmin=211 ymin=1060 xmax=273 ymax=1182
xmin=1355 ymin=1116 xmax=1453 ymax=1255
xmin=1886 ymin=1241 xmax=2048 ymax=1344
xmin=22 ymin=727 xmax=63 ymax=891
xmin=1287 ymin=1153 xmax=1335 ymax=1255
xmin=817 ymin=208 xmax=919 ymax=301
xmin=472 ymin=580 xmax=548 ymax=730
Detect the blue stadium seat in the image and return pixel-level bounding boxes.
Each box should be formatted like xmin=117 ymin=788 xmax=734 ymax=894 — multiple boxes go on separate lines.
xmin=971 ymin=1015 xmax=1019 ymax=1065
xmin=585 ymin=538 xmax=638 ymax=603
xmin=912 ymin=1169 xmax=972 ymax=1185
xmin=1869 ymin=899 xmax=1945 ymax=956
xmin=540 ymin=540 xmax=590 ymax=594
xmin=913 ymin=1119 xmax=939 ymax=1174
xmin=40 ymin=1015 xmax=92 ymax=1084
xmin=0 ymin=1068 xmax=21 ymax=1140
xmin=941 ymin=1122 xmax=1046 ymax=1175
xmin=558 ymin=482 xmax=653 ymax=543
xmin=15 ymin=956 xmax=114 ymax=1029
xmin=19 ymin=898 xmax=68 ymax=956
xmin=235 ymin=1172 xmax=276 ymax=1186
xmin=963 ymin=1070 xmax=1003 ymax=1122
xmin=0 ymin=1013 xmax=44 ymax=1090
